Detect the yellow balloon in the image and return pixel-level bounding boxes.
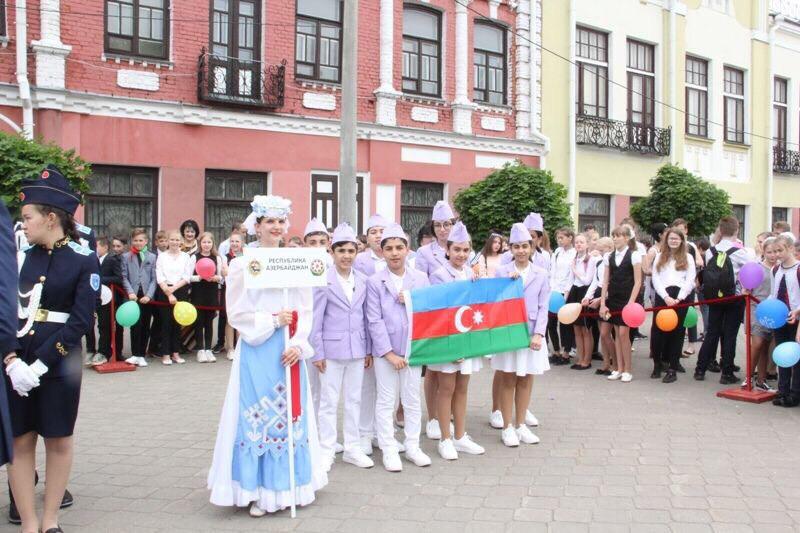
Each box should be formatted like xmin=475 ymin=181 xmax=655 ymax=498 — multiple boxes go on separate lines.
xmin=173 ymin=301 xmax=198 ymax=326
xmin=557 ymin=302 xmax=583 ymax=325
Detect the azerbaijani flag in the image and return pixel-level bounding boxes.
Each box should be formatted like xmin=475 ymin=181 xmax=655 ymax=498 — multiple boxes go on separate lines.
xmin=404 ymin=277 xmax=531 ymax=367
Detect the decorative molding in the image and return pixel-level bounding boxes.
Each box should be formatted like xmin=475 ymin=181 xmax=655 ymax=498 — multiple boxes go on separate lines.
xmin=302 ymin=92 xmax=337 ymax=111
xmin=481 ymin=116 xmax=506 ymax=132
xmin=101 ymin=54 xmax=174 ymax=70
xmin=401 ymin=146 xmax=451 ymax=165
xmin=116 ymin=70 xmax=160 ymax=92
xmin=411 ymin=106 xmax=439 ymax=123
xmin=476 ymin=154 xmax=516 ymax=169
xmin=489 ymin=0 xmax=501 ymax=19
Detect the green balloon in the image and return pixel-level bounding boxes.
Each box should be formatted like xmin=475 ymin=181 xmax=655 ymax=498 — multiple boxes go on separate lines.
xmin=684 ymin=306 xmax=698 ymax=328
xmin=116 ymin=301 xmax=141 ymax=327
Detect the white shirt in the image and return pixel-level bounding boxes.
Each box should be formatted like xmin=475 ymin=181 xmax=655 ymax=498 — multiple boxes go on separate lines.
xmin=156 ymin=251 xmax=193 ymax=285
xmin=550 ymin=247 xmax=577 ymax=292
xmin=452 ymin=267 xmax=468 ymax=281
xmin=371 ymin=250 xmax=387 ymax=273
xmin=771 ymin=262 xmax=800 ymax=311
xmin=337 ymin=270 xmax=356 ymax=304
xmin=651 ymin=253 xmax=697 ymax=301
xmin=218 ymin=238 xmax=231 ymax=257
xmin=567 ymin=253 xmax=596 ymax=288
xmin=514 ymin=263 xmax=531 ymax=279
xmin=98 ymin=253 xmax=107 ymax=265
xmin=603 ymin=248 xmax=643 ymax=267
xmin=389 ymin=270 xmax=405 ymax=293
xmin=585 ymin=256 xmax=606 ymax=299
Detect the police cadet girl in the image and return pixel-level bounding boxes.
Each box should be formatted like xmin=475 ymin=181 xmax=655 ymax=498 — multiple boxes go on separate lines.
xmin=366 ymin=224 xmax=432 ymax=472
xmin=428 ymin=222 xmax=485 ymax=460
xmin=310 ymin=223 xmax=374 ymax=472
xmin=156 ymin=230 xmax=193 ymax=365
xmin=208 ymin=195 xmax=327 ymax=517
xmin=190 ymin=232 xmax=224 ymax=363
xmin=8 ymin=167 xmax=100 ymax=533
xmin=492 ymin=223 xmax=550 ymax=448
xmin=600 ymin=226 xmax=643 ymax=383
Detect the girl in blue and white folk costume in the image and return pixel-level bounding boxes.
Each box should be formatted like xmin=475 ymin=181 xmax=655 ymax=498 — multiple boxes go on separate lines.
xmin=208 ymin=195 xmax=327 ymax=517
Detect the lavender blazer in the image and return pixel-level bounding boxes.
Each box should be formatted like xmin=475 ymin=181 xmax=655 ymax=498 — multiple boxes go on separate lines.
xmin=430 ymin=262 xmax=475 ymax=285
xmin=366 ymin=268 xmax=429 ymax=357
xmin=500 ymin=249 xmax=551 ymax=271
xmin=311 ymin=269 xmax=371 ymax=362
xmin=354 ymin=250 xmax=382 ymax=277
xmin=414 ymin=241 xmax=448 ymax=277
xmin=494 ymin=262 xmax=550 ymax=337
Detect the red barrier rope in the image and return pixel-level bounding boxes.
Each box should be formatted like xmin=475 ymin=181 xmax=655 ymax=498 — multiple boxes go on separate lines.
xmin=110 ymin=283 xmax=225 ymax=311
xmin=573 ymin=293 xmax=747 ymax=319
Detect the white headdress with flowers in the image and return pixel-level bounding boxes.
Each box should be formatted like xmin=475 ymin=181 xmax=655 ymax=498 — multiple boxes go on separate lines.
xmin=243 ymin=195 xmax=293 ymax=236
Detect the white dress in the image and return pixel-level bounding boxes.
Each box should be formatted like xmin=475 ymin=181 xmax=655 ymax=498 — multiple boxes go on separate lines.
xmin=207 ymin=257 xmax=328 ymax=512
xmin=490 ymin=264 xmax=551 ymax=377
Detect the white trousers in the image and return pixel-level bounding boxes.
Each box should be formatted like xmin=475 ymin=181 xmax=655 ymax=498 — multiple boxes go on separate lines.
xmin=359 ymin=365 xmax=376 ymax=439
xmin=373 ymin=357 xmax=422 ymax=453
xmin=307 ymin=361 xmax=321 ymax=420
xmin=318 ymin=358 xmax=365 ymax=457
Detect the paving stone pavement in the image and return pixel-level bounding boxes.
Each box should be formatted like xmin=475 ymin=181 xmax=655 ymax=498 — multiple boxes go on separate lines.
xmin=1 ymin=329 xmax=800 ymax=532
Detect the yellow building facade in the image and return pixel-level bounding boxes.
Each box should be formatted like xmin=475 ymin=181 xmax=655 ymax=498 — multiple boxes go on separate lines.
xmin=540 ymin=0 xmax=800 ymax=243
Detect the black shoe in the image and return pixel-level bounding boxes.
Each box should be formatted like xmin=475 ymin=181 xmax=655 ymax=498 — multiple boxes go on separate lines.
xmin=211 ymin=344 xmax=224 ymax=354
xmin=650 ymin=369 xmax=661 ymax=379
xmin=719 ymin=373 xmax=739 ymax=385
xmin=570 ymin=363 xmax=582 ymax=369
xmin=676 ymin=363 xmax=686 ymax=373
xmin=732 ymin=364 xmax=741 ymax=372
xmin=44 ymin=527 xmax=64 ymax=533
xmin=662 ymin=370 xmax=677 ymax=383
xmin=693 ymin=370 xmax=705 ymax=381
xmin=767 ymin=372 xmax=778 ymax=381
xmin=633 ymin=332 xmax=647 ymax=340
xmin=61 ymin=489 xmax=73 ymax=509
xmin=783 ymin=395 xmax=800 ymax=407
xmin=591 ymin=352 xmax=603 ymax=361
xmin=708 ymin=360 xmax=721 ymax=373
xmin=8 ymin=499 xmax=19 ymax=525
xmin=596 ymin=368 xmax=612 ymax=376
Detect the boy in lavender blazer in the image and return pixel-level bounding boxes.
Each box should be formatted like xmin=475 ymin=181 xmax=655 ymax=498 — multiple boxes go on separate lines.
xmin=311 ymin=223 xmax=375 ymax=471
xmin=366 ymin=224 xmax=432 ymax=472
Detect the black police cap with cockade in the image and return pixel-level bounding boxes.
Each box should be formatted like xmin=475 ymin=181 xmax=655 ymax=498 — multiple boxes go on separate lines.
xmin=19 ymin=165 xmax=82 ymax=215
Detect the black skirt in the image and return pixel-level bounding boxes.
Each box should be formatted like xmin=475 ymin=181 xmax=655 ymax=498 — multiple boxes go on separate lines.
xmin=6 ymin=370 xmax=82 ymax=438
xmin=567 ymin=285 xmax=591 ymax=327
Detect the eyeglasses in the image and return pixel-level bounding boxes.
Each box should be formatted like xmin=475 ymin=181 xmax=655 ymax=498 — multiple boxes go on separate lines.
xmin=433 ymin=222 xmax=453 ymax=230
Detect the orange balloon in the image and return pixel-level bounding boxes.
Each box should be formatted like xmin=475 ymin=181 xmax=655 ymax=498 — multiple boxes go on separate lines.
xmin=655 ymin=309 xmax=679 ymax=332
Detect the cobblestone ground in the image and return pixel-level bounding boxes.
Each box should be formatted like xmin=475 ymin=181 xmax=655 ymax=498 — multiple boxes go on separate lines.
xmin=1 ymin=325 xmax=800 ymax=532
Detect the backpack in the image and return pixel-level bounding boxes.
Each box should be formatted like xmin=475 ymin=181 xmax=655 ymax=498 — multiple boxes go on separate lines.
xmin=703 ymin=246 xmax=736 ymax=299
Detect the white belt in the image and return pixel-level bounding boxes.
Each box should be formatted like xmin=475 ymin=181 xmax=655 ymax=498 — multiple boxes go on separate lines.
xmin=33 ymin=309 xmax=70 ymax=324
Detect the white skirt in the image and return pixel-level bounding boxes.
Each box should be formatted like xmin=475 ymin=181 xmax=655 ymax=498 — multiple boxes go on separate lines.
xmin=427 ymin=356 xmax=484 ymax=375
xmin=490 ymin=343 xmax=550 ymax=377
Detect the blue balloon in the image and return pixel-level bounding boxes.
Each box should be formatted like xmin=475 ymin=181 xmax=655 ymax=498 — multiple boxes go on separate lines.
xmin=548 ymin=291 xmax=566 ymax=314
xmin=773 ymin=342 xmax=800 ymax=368
xmin=755 ymin=299 xmax=789 ymax=329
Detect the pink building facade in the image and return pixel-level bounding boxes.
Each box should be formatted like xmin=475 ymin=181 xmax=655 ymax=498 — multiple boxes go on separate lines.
xmin=0 ymin=0 xmax=546 ymax=244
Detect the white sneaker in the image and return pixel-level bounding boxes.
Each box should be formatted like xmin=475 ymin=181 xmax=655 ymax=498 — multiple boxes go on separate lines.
xmin=525 ymin=410 xmax=539 ymax=427
xmin=438 ymin=439 xmax=458 ymax=460
xmin=334 ymin=442 xmax=344 ymax=454
xmin=206 ymin=350 xmax=217 ymax=363
xmin=162 ymin=357 xmax=173 ymax=366
xmin=501 ymin=425 xmax=520 ymax=447
xmin=607 ymin=370 xmax=622 ymax=381
xmin=489 ymin=410 xmax=504 ymax=429
xmin=383 ymin=450 xmax=402 ymax=472
xmin=92 ymin=353 xmax=108 ymax=366
xmin=395 ymin=440 xmax=406 ymax=453
xmin=125 ymin=356 xmax=138 ymax=366
xmin=360 ymin=436 xmax=374 ymax=456
xmin=249 ymin=502 xmax=267 ymax=517
xmin=454 ymin=434 xmax=485 ymax=455
xmin=136 ymin=356 xmax=148 ymax=367
xmin=516 ymin=425 xmax=540 ymax=444
xmin=84 ymin=352 xmax=95 ymax=366
xmin=621 ymin=372 xmax=633 ymax=383
xmin=405 ymin=448 xmax=432 ymax=467
xmin=197 ymin=351 xmax=207 ymax=363
xmin=425 ymin=419 xmax=442 ymax=440
xmin=343 ymin=449 xmax=374 ymax=469
xmin=226 ymin=350 xmax=234 ymax=361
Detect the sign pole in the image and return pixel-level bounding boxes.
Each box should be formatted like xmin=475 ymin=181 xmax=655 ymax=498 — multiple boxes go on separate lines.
xmin=283 ymin=288 xmax=297 ymax=518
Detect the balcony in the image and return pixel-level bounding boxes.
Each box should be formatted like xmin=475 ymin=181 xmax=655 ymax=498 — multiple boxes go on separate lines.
xmin=774 ymin=145 xmax=800 ymax=174
xmin=197 ymin=48 xmax=286 ymax=109
xmin=576 ymin=115 xmax=671 ymax=157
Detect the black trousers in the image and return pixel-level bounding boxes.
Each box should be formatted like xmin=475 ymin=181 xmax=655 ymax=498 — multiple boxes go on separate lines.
xmin=547 ymin=314 xmax=575 ymax=353
xmin=696 ymin=298 xmax=744 ymax=375
xmin=97 ymin=300 xmax=123 ymax=358
xmin=776 ymin=322 xmax=800 ymax=397
xmin=194 ymin=309 xmax=216 ymax=350
xmin=130 ymin=291 xmax=153 ymax=357
xmin=653 ymin=287 xmax=689 ymax=372
xmin=85 ymin=315 xmax=96 ymax=354
xmin=158 ymin=286 xmax=188 ymax=356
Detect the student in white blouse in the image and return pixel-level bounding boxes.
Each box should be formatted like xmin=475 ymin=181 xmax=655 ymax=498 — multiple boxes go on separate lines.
xmin=155 ymin=230 xmax=193 ymax=365
xmin=650 ymin=229 xmax=696 ymax=383
xmin=566 ymin=234 xmax=596 ymax=370
xmin=549 ymin=228 xmax=577 ymax=364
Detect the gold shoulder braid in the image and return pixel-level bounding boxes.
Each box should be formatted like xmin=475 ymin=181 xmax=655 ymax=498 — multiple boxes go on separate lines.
xmin=54 ymin=236 xmax=72 ymax=248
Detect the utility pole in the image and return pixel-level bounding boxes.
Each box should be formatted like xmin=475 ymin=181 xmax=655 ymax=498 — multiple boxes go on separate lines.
xmin=339 ymin=0 xmax=359 ymax=229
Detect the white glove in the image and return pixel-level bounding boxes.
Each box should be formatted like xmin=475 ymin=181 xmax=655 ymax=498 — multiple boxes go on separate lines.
xmin=5 ymin=359 xmax=40 ymax=397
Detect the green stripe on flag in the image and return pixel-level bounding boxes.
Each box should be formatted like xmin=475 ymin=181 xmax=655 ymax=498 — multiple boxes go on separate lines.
xmin=408 ymin=324 xmax=531 ymax=367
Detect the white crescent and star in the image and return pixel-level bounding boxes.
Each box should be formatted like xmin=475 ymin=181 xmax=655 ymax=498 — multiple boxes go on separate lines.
xmin=454 ymin=306 xmax=485 ymax=333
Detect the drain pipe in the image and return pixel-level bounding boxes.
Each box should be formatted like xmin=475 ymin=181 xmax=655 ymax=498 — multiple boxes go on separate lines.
xmin=16 ymin=0 xmax=33 ymax=139
xmin=767 ymin=14 xmax=783 ymax=229
xmin=567 ymin=0 xmax=576 ymax=217
xmin=668 ymin=0 xmax=677 ymax=164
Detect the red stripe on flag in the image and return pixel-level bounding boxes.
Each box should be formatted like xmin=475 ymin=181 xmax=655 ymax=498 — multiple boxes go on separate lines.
xmin=411 ymin=298 xmax=527 ymax=341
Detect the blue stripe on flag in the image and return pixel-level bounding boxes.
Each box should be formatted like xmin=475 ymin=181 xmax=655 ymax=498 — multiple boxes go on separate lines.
xmin=410 ymin=277 xmax=524 ymax=313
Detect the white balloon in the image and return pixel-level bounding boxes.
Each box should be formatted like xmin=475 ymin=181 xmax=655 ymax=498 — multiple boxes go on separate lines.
xmin=100 ymin=285 xmax=112 ymax=306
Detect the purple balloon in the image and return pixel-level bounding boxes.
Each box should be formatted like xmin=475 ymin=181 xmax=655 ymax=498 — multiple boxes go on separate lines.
xmin=739 ymin=261 xmax=764 ymax=290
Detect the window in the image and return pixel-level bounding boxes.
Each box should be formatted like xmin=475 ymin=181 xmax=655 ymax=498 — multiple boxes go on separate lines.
xmin=473 ymin=22 xmax=506 ymax=105
xmin=296 ymin=0 xmax=342 ymax=83
xmin=773 ymin=207 xmax=789 ymax=226
xmin=0 ymin=0 xmax=6 ymax=38
xmin=401 ymin=181 xmax=443 ymax=250
xmin=105 ymin=0 xmax=169 ymax=59
xmin=730 ymin=204 xmax=746 ymax=242
xmin=205 ymin=170 xmax=268 ymax=244
xmin=627 ymin=39 xmax=655 ymax=128
xmin=310 ymin=175 xmax=365 ymax=233
xmin=208 ymin=0 xmax=261 ymax=100
xmin=575 ymin=26 xmax=608 ymax=118
xmin=85 ymin=166 xmax=157 ymax=240
xmin=578 ymin=194 xmax=610 ymax=237
xmin=723 ymin=66 xmax=745 ymax=144
xmin=685 ymin=56 xmax=708 ymax=137
xmin=402 ymin=6 xmax=441 ymax=97
xmin=774 ymin=77 xmax=788 ymax=148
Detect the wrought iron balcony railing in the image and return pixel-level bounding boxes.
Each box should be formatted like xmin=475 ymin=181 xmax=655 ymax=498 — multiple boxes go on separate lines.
xmin=197 ymin=48 xmax=286 ymax=109
xmin=576 ymin=114 xmax=671 ymax=156
xmin=774 ymin=145 xmax=800 ymax=174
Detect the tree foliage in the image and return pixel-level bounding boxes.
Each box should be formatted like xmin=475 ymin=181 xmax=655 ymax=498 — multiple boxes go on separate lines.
xmin=629 ymin=164 xmax=732 ymax=237
xmin=0 ymin=132 xmax=91 ymax=216
xmin=454 ymin=162 xmax=573 ymax=248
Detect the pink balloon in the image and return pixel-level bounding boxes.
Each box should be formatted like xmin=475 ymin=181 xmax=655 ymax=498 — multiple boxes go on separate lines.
xmin=196 ymin=257 xmax=216 ymax=281
xmin=621 ymin=303 xmax=646 ymax=328
xmin=738 ymin=261 xmax=764 ymax=290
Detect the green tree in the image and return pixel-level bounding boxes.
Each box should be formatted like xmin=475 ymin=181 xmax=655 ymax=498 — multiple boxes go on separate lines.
xmin=454 ymin=161 xmax=573 ymax=248
xmin=0 ymin=132 xmax=91 ymax=216
xmin=629 ymin=164 xmax=732 ymax=237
